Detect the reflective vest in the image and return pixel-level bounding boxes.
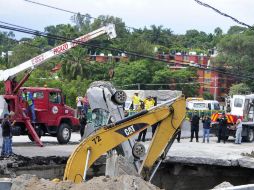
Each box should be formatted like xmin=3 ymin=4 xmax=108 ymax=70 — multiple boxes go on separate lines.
xmin=132 ymin=95 xmax=140 ymax=105
xmin=22 ymin=92 xmax=33 ymax=106
xmin=144 ymin=99 xmax=154 ymax=110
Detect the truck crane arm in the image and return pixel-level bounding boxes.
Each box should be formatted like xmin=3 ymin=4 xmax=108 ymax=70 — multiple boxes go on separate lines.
xmin=63 ymin=96 xmax=186 ymax=183
xmin=0 ymin=24 xmax=116 ymax=82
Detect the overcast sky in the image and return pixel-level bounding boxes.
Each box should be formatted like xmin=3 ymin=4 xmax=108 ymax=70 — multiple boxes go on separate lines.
xmin=0 ymin=0 xmax=253 ymax=39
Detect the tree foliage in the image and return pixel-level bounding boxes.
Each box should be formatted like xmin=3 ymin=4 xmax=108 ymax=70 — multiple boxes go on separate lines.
xmin=215 ymin=29 xmax=254 ymax=90
xmin=1 ymin=13 xmax=253 ymax=107
xmin=229 ymin=83 xmax=251 ymax=96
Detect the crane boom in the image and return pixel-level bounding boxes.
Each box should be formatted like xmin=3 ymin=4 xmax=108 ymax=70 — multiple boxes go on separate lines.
xmin=0 ymin=24 xmax=116 ymax=81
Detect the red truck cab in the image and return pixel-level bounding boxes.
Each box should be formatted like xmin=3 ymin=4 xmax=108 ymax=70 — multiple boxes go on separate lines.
xmin=8 ymin=87 xmax=80 ymax=144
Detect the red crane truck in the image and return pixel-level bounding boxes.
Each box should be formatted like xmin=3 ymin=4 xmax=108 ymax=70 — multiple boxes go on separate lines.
xmin=0 ymin=24 xmax=116 ymax=146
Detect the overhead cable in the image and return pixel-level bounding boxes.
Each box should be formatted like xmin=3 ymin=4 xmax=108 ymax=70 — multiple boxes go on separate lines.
xmin=194 ymin=0 xmax=253 ymax=29
xmin=0 ymin=21 xmax=253 ymax=81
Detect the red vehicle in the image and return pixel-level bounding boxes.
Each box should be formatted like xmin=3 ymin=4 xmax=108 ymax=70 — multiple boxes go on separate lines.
xmin=11 ymin=87 xmax=79 ymax=144
xmin=0 ymin=24 xmax=117 ymax=146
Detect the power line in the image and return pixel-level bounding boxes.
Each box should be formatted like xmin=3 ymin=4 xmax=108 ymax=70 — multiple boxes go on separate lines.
xmin=24 ymin=0 xmax=80 ymax=16
xmin=0 ymin=21 xmax=254 ymax=82
xmin=23 ymin=0 xmax=136 ymax=30
xmin=194 ymin=0 xmax=253 ymax=29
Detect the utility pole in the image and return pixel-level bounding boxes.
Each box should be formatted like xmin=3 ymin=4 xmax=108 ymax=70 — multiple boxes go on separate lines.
xmin=137 ymin=83 xmax=140 ymax=90
xmin=213 ymin=77 xmax=217 ymax=100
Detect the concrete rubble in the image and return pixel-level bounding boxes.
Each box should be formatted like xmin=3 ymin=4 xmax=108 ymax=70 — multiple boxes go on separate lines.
xmin=11 ymin=174 xmax=161 ymax=190
xmin=212 ymin=181 xmax=234 ymax=189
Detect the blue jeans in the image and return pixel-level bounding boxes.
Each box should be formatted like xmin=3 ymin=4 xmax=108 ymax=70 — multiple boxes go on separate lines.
xmin=235 ymin=127 xmax=242 ymax=144
xmin=26 ymin=104 xmax=36 ymax=122
xmin=83 ymin=105 xmax=89 ymax=114
xmin=1 ymin=137 xmax=11 ymax=156
xmin=203 ymin=128 xmax=210 ymax=142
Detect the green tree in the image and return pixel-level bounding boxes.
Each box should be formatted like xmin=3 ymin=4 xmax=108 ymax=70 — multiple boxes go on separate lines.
xmin=61 ymin=47 xmax=88 ymax=80
xmin=215 ymin=29 xmax=254 ymax=90
xmin=71 ymin=13 xmax=91 ymax=32
xmin=227 ymin=26 xmax=247 ymax=35
xmin=203 ymin=92 xmax=214 ymax=100
xmin=8 ymin=43 xmax=41 ymax=68
xmin=214 ymin=27 xmax=223 ymax=36
xmin=229 ymin=83 xmax=251 ymax=96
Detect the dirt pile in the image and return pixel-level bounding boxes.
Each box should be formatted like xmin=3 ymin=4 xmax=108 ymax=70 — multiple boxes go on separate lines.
xmin=11 ymin=174 xmax=161 ymax=190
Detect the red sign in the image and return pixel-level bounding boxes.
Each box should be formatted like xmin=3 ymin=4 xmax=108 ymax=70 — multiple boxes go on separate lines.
xmin=53 ymin=43 xmax=69 ymax=55
xmin=31 ymin=55 xmax=44 ymax=65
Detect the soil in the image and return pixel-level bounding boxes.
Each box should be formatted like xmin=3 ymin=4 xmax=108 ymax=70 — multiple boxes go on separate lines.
xmin=241 ymin=151 xmax=254 ymax=158
xmin=11 ymin=174 xmax=161 ymax=190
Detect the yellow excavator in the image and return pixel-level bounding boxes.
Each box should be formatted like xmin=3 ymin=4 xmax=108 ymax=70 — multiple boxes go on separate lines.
xmin=63 ymin=92 xmax=186 ymax=183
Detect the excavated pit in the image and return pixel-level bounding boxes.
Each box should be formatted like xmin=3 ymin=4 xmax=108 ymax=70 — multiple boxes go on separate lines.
xmin=0 ymin=155 xmax=105 ymax=180
xmin=1 ymin=155 xmax=254 ymax=190
xmin=152 ymin=163 xmax=254 ymax=190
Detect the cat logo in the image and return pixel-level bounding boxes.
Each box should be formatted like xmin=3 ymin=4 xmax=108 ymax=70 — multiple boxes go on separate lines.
xmin=124 ymin=126 xmax=135 ymax=136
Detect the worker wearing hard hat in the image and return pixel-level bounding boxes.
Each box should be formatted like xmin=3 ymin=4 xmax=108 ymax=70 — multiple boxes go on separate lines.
xmin=144 ymin=96 xmax=157 ymax=137
xmin=144 ymin=96 xmax=155 ymax=110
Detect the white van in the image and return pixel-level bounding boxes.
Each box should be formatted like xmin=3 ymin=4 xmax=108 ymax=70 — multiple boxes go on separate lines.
xmin=187 ymin=100 xmax=220 ymax=111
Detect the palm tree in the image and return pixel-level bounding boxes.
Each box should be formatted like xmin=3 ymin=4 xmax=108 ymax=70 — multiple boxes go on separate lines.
xmin=61 ymin=47 xmax=88 ymax=79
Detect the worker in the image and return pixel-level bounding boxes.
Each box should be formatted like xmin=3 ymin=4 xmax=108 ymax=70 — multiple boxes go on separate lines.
xmin=131 ymin=92 xmax=141 ymax=111
xmin=190 ymin=111 xmax=200 ymax=142
xmin=235 ymin=116 xmax=242 ymax=144
xmin=76 ymin=95 xmax=83 ymax=118
xmin=176 ymin=130 xmax=181 ymax=143
xmin=143 ymin=96 xmax=157 ymax=137
xmin=22 ymin=88 xmax=36 ymax=123
xmin=217 ymin=112 xmax=228 ymax=143
xmin=82 ymin=94 xmax=89 ymax=115
xmin=137 ymin=101 xmax=146 ymax=142
xmin=1 ymin=112 xmax=15 ymax=157
xmin=79 ymin=110 xmax=87 ymax=140
xmin=202 ymin=115 xmax=211 ymax=143
xmin=143 ymin=96 xmax=155 ymax=110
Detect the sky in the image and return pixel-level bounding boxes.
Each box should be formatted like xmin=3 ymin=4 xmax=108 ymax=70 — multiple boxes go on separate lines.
xmin=0 ymin=0 xmax=253 ymax=39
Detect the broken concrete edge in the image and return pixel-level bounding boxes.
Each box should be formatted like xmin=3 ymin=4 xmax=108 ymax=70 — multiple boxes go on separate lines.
xmin=216 ymin=184 xmax=254 ymax=190
xmin=164 ymin=156 xmax=254 ymax=169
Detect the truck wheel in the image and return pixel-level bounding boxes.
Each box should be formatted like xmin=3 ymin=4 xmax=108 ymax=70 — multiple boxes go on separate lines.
xmin=246 ymin=129 xmax=254 ymax=142
xmin=57 ymin=123 xmax=71 ymax=144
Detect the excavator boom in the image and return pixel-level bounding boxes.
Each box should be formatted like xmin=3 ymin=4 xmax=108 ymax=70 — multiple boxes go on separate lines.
xmin=64 ymin=96 xmax=186 ymax=183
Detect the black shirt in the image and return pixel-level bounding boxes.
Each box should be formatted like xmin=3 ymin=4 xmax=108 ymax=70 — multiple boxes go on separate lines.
xmin=217 ymin=116 xmax=228 ymax=128
xmin=191 ymin=115 xmax=200 ymax=127
xmin=1 ymin=119 xmax=11 ymax=137
xmin=79 ymin=115 xmax=87 ymax=127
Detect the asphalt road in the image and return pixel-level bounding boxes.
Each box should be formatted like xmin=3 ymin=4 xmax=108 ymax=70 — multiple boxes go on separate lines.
xmin=0 ymin=119 xmax=252 ymax=170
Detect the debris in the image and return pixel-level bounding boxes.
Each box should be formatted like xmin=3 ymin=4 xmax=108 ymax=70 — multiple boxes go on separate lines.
xmin=212 ymin=181 xmax=234 ymax=189
xmin=11 ymin=174 xmax=161 ymax=190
